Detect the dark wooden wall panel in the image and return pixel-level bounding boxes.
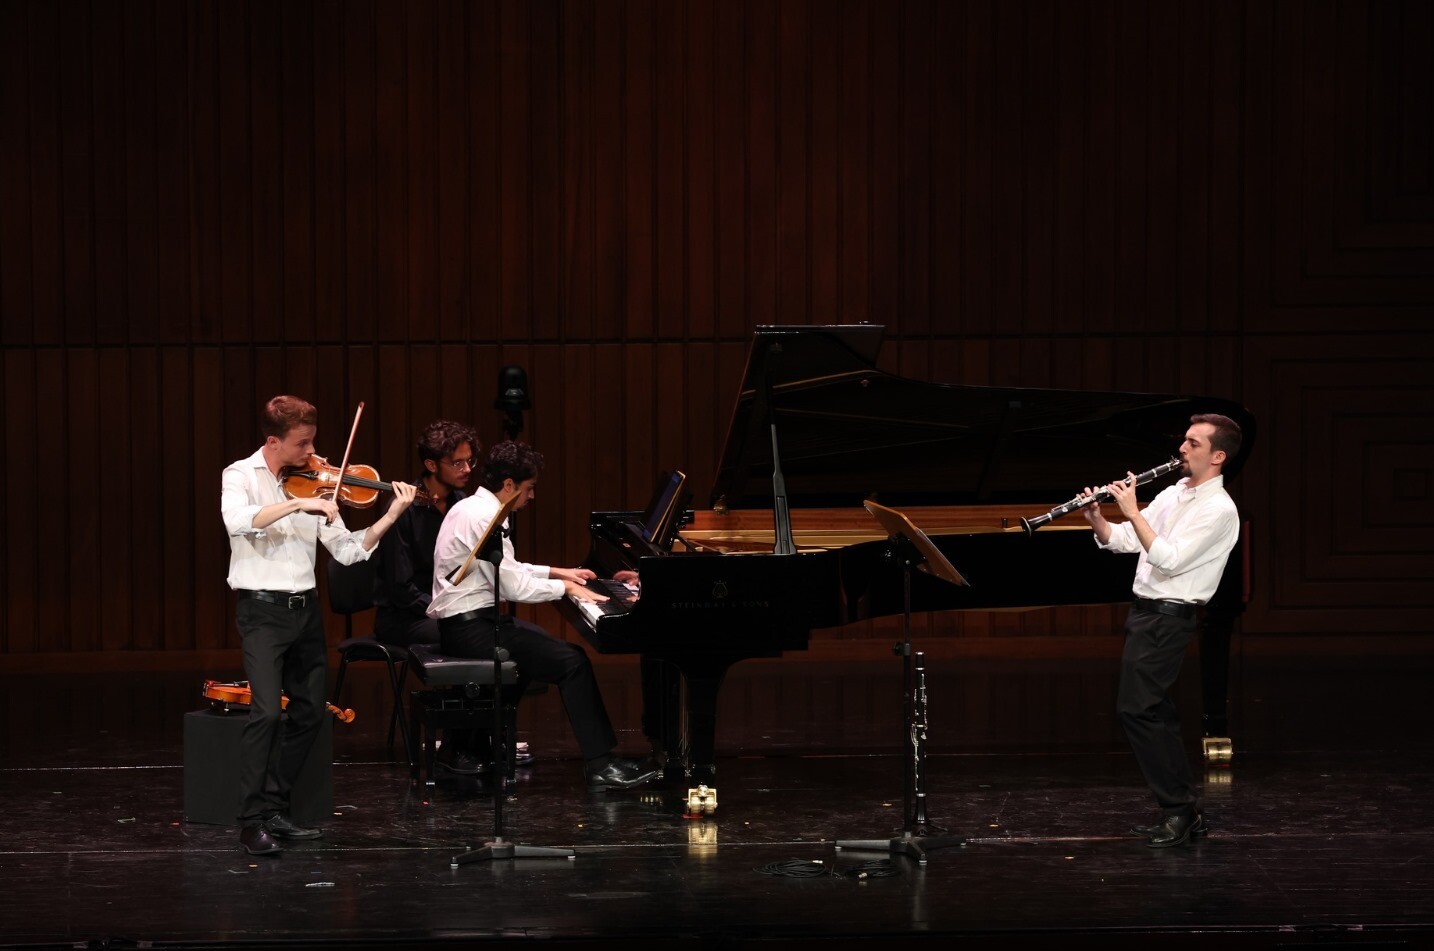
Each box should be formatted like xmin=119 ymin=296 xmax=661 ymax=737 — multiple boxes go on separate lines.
xmin=1 ymin=0 xmax=1432 ymax=660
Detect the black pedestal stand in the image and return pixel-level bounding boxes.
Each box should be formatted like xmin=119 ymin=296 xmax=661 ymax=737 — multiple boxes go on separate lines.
xmin=450 ymin=513 xmax=573 ymax=867
xmin=835 ymin=503 xmax=968 ymax=865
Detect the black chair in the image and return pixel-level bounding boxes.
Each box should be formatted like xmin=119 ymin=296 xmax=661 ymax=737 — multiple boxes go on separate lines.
xmin=327 ymin=558 xmax=412 ymax=763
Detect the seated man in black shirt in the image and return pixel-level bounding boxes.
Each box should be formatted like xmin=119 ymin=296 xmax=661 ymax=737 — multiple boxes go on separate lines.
xmin=373 ymin=420 xmax=532 ymax=773
xmin=373 ymin=420 xmax=479 ymax=648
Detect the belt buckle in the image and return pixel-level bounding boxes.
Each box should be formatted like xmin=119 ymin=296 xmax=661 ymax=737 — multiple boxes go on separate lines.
xmin=287 ymin=593 xmax=307 ymax=609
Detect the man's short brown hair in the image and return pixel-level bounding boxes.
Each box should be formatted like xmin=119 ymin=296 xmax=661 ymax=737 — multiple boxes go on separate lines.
xmin=1191 ymin=413 xmax=1242 ymax=463
xmin=260 ymin=395 xmax=317 ymax=439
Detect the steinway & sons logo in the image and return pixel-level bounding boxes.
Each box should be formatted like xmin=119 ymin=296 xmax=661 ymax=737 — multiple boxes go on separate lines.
xmin=669 ymin=579 xmax=770 ymax=611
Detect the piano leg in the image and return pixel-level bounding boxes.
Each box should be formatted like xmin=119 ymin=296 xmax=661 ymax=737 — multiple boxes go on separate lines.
xmin=1199 ymin=604 xmax=1236 ymax=767
xmin=683 ymin=670 xmax=725 ymax=787
xmin=657 ymin=656 xmax=738 ymax=788
xmin=1200 ymin=534 xmax=1244 ymax=767
xmin=641 ymin=656 xmax=687 ymax=781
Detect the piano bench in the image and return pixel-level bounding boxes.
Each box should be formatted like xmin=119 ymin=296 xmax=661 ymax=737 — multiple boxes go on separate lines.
xmin=406 ymin=644 xmax=521 ymax=787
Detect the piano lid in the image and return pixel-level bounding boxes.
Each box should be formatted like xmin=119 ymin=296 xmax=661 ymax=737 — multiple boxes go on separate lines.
xmin=709 ymin=325 xmax=1257 ymax=511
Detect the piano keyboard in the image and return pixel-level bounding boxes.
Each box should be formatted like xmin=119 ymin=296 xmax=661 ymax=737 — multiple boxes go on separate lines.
xmin=570 ymin=577 xmax=640 ymax=625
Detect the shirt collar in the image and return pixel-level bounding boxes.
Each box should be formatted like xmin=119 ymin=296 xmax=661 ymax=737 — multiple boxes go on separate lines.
xmin=1176 ymin=473 xmax=1225 ymax=499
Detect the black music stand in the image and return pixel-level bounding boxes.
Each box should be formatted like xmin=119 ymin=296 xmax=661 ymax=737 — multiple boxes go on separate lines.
xmin=835 ymin=500 xmax=969 ymax=865
xmin=448 ymin=493 xmax=574 ymax=866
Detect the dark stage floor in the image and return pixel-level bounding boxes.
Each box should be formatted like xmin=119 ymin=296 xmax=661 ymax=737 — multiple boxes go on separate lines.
xmin=1 ymin=646 xmax=1432 ymax=950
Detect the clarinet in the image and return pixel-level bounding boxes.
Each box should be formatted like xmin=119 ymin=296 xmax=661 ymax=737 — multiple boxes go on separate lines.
xmin=1020 ymin=456 xmax=1183 ymax=535
xmin=908 ymin=651 xmax=932 ymax=829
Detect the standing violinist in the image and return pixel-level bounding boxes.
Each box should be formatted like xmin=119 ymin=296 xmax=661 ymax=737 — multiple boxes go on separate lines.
xmin=220 ymin=395 xmax=416 ymax=856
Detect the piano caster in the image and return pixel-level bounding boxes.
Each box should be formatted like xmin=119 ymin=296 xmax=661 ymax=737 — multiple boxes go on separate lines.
xmin=1202 ymin=735 xmax=1233 ymax=766
xmin=684 ymin=784 xmax=718 ymax=817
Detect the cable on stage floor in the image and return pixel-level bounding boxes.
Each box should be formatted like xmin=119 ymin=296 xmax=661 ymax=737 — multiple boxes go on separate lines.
xmin=754 ymin=858 xmax=899 ymax=880
xmin=838 ymin=859 xmax=900 ymax=879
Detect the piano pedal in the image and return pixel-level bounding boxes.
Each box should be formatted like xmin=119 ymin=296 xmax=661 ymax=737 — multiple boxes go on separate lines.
xmin=1201 ymin=735 xmax=1233 ymax=766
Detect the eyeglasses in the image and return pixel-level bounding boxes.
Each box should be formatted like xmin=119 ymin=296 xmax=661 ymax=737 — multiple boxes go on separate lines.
xmin=442 ymin=457 xmax=476 ymax=470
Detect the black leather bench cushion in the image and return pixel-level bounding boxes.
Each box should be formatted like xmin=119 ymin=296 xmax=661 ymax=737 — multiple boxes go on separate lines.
xmin=407 ymin=644 xmax=516 ymax=687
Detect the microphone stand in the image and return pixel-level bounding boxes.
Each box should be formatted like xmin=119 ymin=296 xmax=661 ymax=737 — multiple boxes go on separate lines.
xmin=451 ymin=512 xmax=574 ymax=866
xmin=835 ymin=503 xmax=968 ymax=865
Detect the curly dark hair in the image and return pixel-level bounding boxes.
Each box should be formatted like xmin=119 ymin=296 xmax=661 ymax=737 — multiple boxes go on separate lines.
xmin=480 ymin=440 xmax=544 ymax=492
xmin=417 ymin=419 xmax=480 ymax=464
xmin=260 ymin=395 xmax=317 ymax=439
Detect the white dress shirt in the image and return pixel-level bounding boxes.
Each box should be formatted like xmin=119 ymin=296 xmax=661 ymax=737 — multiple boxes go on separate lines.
xmin=1096 ymin=474 xmax=1239 ymax=604
xmin=221 ymin=448 xmax=373 ymax=592
xmin=428 ymin=487 xmax=564 ymax=619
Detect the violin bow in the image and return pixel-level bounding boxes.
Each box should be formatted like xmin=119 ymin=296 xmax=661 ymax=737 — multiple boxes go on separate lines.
xmin=329 ymin=401 xmax=365 ymax=516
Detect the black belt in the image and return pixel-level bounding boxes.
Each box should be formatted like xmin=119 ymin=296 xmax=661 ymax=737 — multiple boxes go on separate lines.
xmin=1131 ymin=598 xmax=1198 ymax=620
xmin=237 ymin=589 xmax=317 ymax=610
xmin=438 ymin=608 xmax=496 ymax=626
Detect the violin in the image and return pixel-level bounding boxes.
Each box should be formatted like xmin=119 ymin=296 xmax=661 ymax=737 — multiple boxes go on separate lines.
xmin=202 ymin=679 xmax=356 ymax=723
xmin=280 ymin=453 xmax=433 ymax=509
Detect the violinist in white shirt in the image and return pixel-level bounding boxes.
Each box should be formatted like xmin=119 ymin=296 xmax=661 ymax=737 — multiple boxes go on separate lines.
xmin=220 ymin=395 xmax=416 ymax=856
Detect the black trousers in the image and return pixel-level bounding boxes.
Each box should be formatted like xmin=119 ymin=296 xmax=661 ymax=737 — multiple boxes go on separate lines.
xmin=439 ymin=613 xmax=617 ymax=762
xmin=373 ymin=609 xmax=440 ymax=648
xmin=234 ymin=598 xmax=328 ymax=826
xmin=1117 ymin=605 xmax=1200 ymax=818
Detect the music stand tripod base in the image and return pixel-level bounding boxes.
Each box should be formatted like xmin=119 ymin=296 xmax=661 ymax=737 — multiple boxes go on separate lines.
xmin=452 ymin=837 xmax=575 ymax=866
xmin=835 ymin=831 xmax=966 ymax=866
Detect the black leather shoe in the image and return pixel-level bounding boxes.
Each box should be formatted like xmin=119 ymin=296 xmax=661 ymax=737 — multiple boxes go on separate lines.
xmin=240 ymin=826 xmax=283 ymax=855
xmin=1130 ymin=811 xmax=1208 ymax=840
xmin=1145 ymin=812 xmax=1206 ymax=848
xmin=441 ymin=751 xmax=485 ymax=775
xmin=585 ymin=757 xmax=660 ymax=790
xmin=473 ymin=745 xmax=536 ymax=774
xmin=262 ymin=814 xmax=323 ymax=840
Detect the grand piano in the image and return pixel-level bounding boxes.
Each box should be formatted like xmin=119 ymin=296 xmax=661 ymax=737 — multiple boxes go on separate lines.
xmin=557 ymin=325 xmax=1256 ymax=783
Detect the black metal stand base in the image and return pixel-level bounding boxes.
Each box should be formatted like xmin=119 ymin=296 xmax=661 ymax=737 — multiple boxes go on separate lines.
xmin=451 ymin=835 xmax=575 ymax=866
xmin=835 ymin=831 xmax=965 ymax=866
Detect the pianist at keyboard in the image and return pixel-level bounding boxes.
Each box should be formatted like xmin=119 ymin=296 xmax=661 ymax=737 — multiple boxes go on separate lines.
xmin=427 ymin=441 xmax=659 ymax=791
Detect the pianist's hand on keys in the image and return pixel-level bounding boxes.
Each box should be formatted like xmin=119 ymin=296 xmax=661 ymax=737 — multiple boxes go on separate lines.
xmin=572 ymin=576 xmax=640 ymax=623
